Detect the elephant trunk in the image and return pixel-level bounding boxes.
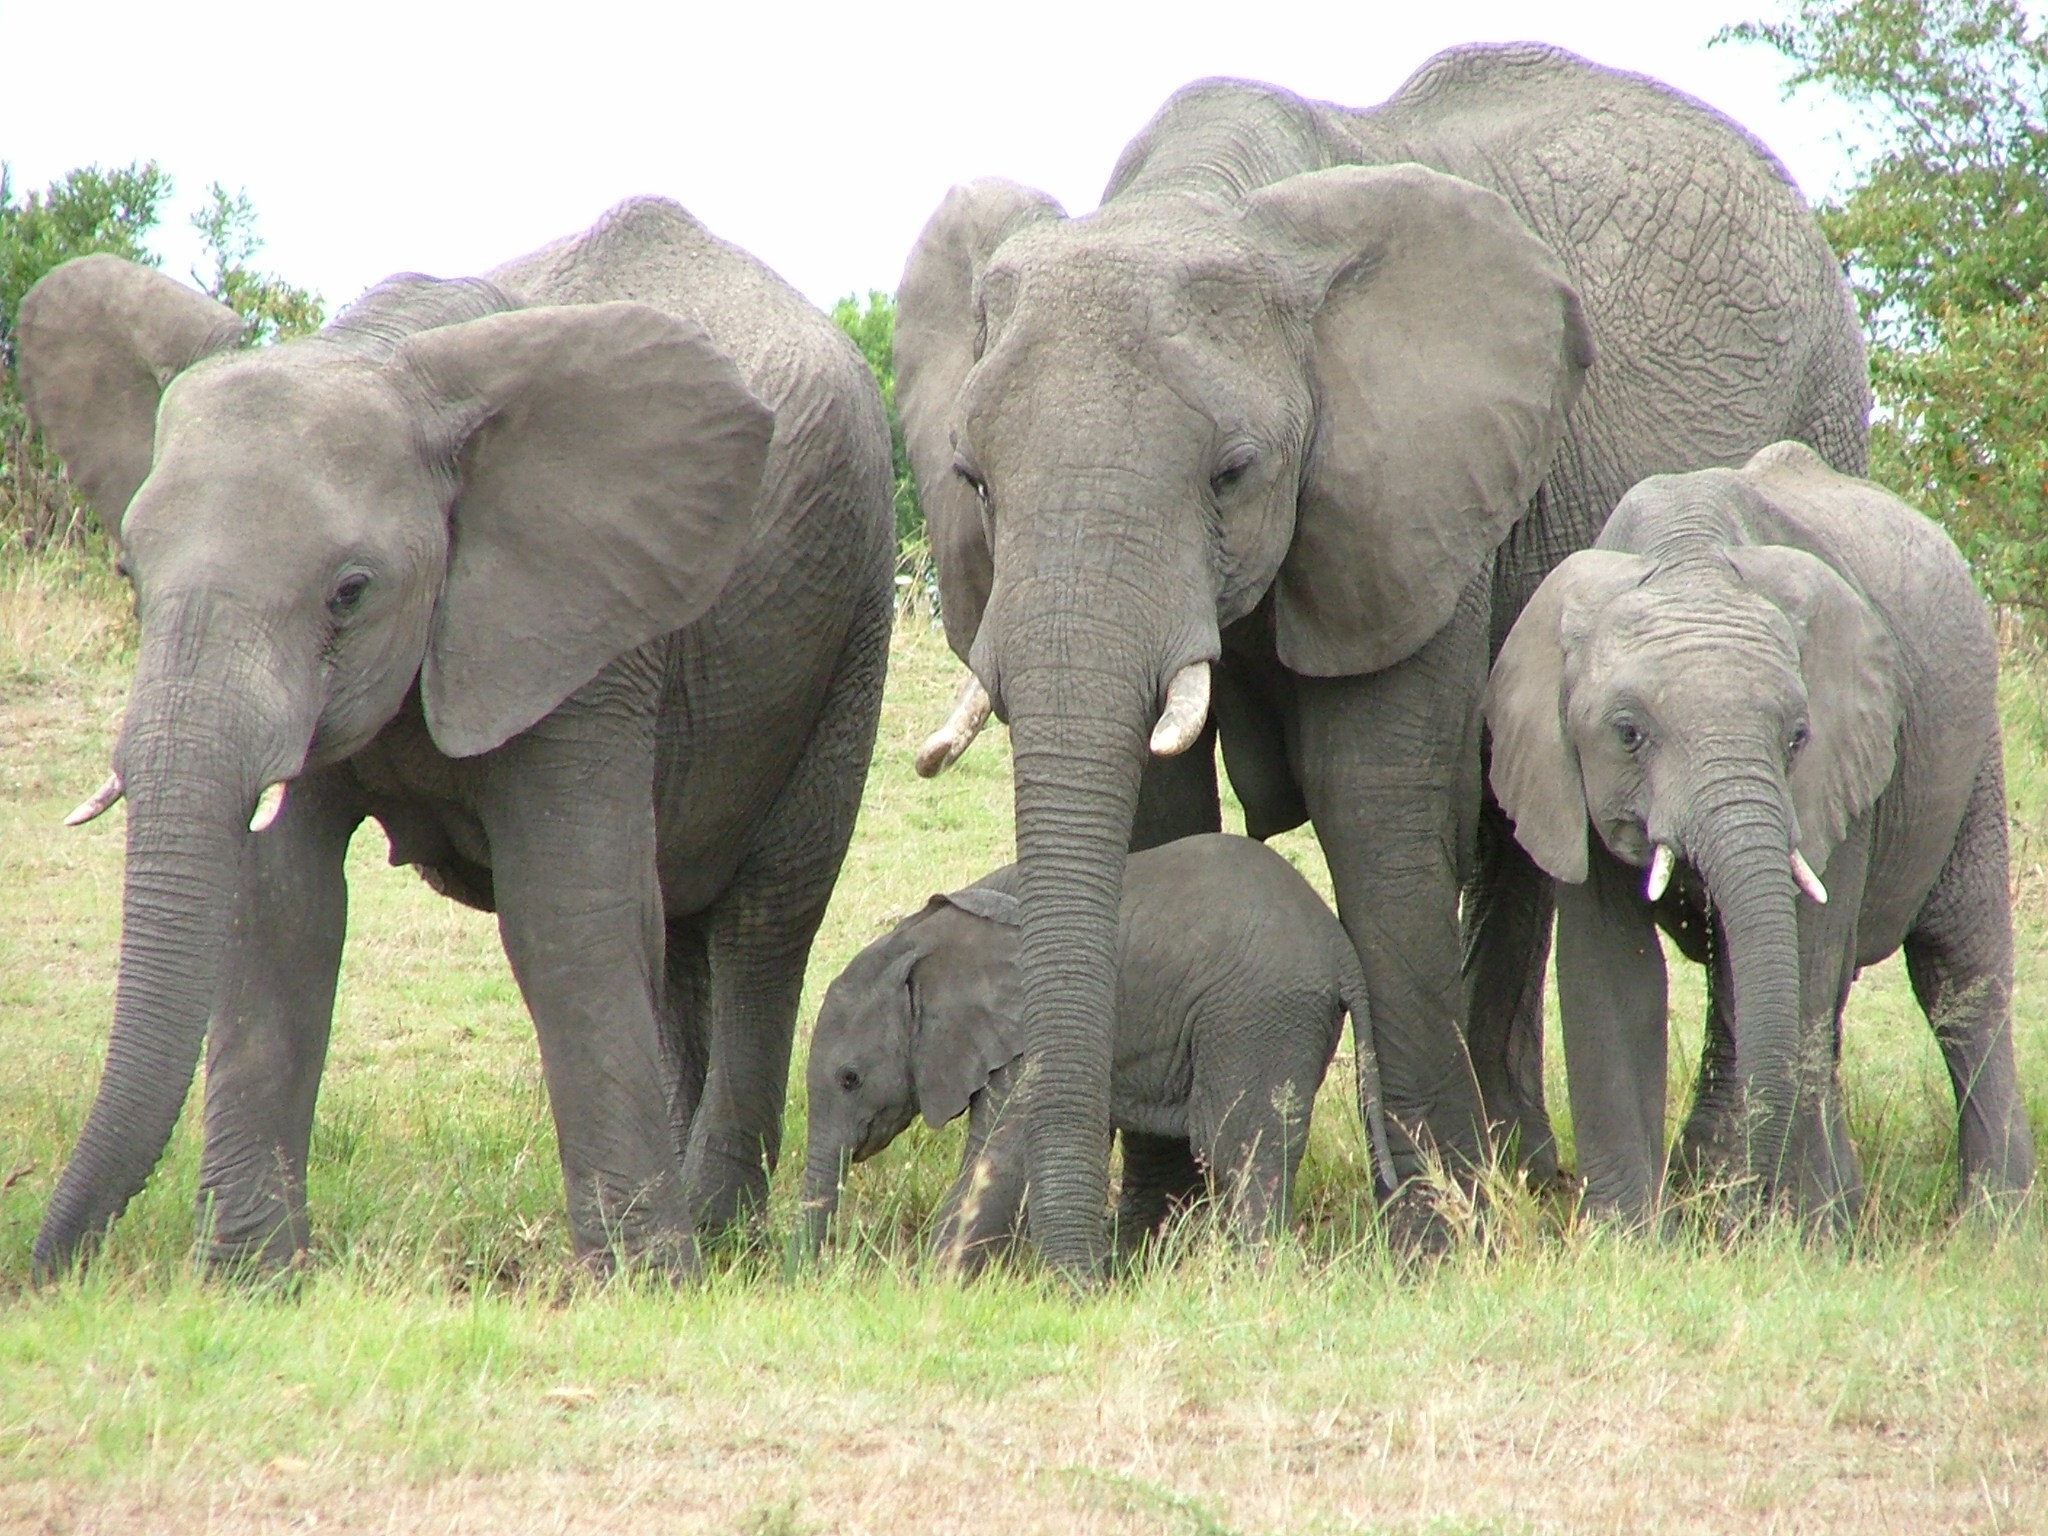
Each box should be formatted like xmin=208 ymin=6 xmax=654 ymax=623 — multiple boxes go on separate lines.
xmin=1682 ymin=758 xmax=1807 ymax=1206
xmin=798 ymin=1136 xmax=848 ymax=1255
xmin=980 ymin=566 xmax=1189 ymax=1280
xmin=33 ymin=599 xmax=304 ymax=1279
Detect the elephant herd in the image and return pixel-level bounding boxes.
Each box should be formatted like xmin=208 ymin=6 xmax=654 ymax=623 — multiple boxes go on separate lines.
xmin=16 ymin=43 xmax=2036 ymax=1284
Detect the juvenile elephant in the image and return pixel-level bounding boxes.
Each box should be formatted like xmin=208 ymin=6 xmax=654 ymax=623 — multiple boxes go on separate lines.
xmin=1486 ymin=442 xmax=2036 ymax=1226
xmin=895 ymin=44 xmax=1868 ymax=1270
xmin=800 ymin=834 xmax=1392 ymax=1269
xmin=20 ymin=198 xmax=894 ymax=1277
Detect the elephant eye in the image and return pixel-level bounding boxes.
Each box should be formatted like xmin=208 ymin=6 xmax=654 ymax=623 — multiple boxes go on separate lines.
xmin=329 ymin=572 xmax=372 ymax=617
xmin=836 ymin=1067 xmax=862 ymax=1094
xmin=1615 ymin=719 xmax=1646 ymax=753
xmin=1787 ymin=722 xmax=1810 ymax=758
xmin=1210 ymin=447 xmax=1257 ymax=496
xmin=953 ymin=458 xmax=990 ymax=508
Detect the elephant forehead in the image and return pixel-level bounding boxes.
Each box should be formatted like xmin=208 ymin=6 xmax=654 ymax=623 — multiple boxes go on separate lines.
xmin=985 ymin=215 xmax=1286 ymax=340
xmin=1574 ymin=585 xmax=1805 ymax=708
xmin=131 ymin=351 xmax=440 ymax=561
xmin=159 ymin=346 xmax=414 ymax=467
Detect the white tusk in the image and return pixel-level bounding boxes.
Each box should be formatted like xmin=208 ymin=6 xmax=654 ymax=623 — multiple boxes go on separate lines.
xmin=63 ymin=772 xmax=125 ymax=827
xmin=249 ymin=781 xmax=289 ymax=833
xmin=915 ymin=674 xmax=992 ymax=778
xmin=1791 ymin=849 xmax=1829 ymax=905
xmin=1644 ymin=843 xmax=1675 ymax=903
xmin=1149 ymin=661 xmax=1211 ymax=758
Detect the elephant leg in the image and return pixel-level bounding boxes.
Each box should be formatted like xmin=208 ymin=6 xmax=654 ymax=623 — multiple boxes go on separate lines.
xmin=1904 ymin=744 xmax=2037 ymax=1208
xmin=932 ymin=1081 xmax=1029 ymax=1276
xmin=1783 ymin=834 xmax=1868 ymax=1230
xmin=196 ymin=767 xmax=361 ymax=1272
xmin=655 ymin=912 xmax=712 ymax=1171
xmin=482 ymin=678 xmax=693 ymax=1273
xmin=1113 ymin=1131 xmax=1204 ymax=1254
xmin=1670 ymin=922 xmax=1742 ymax=1202
xmin=1128 ymin=719 xmax=1221 ymax=852
xmin=1199 ymin=1103 xmax=1308 ymax=1247
xmin=1554 ymin=846 xmax=1670 ymax=1227
xmin=1461 ymin=792 xmax=1559 ymax=1183
xmin=682 ymin=600 xmax=888 ymax=1235
xmin=1293 ymin=566 xmax=1491 ymax=1190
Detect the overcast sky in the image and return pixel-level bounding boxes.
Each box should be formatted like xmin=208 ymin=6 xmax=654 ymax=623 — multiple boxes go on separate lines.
xmin=5 ymin=1 xmax=1865 ymax=314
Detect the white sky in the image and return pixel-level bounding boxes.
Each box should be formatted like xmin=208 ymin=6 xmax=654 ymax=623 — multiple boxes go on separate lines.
xmin=4 ymin=2 xmax=1865 ymax=313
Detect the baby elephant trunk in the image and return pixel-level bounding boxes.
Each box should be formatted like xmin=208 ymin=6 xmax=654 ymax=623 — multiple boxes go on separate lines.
xmin=798 ymin=1138 xmax=850 ymax=1255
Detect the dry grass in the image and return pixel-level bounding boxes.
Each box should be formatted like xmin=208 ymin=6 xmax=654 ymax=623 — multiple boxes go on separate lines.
xmin=3 ymin=547 xmax=2047 ymax=1534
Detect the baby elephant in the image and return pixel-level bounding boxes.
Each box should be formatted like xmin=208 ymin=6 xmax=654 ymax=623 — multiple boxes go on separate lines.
xmin=801 ymin=833 xmax=1392 ymax=1268
xmin=1487 ymin=441 xmax=2037 ymax=1228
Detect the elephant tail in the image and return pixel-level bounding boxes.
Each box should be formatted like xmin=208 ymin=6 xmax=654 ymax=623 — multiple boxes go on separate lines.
xmin=1338 ymin=956 xmax=1398 ymax=1198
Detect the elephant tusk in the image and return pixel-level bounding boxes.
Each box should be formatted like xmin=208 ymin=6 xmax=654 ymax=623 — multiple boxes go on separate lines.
xmin=1644 ymin=843 xmax=1675 ymax=903
xmin=1149 ymin=661 xmax=1211 ymax=758
xmin=249 ymin=780 xmax=289 ymax=833
xmin=63 ymin=771 xmax=125 ymax=827
xmin=915 ymin=674 xmax=993 ymax=778
xmin=1791 ymin=849 xmax=1829 ymax=905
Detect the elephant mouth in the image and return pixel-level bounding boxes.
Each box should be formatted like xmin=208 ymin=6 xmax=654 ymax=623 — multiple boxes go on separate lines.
xmin=1600 ymin=817 xmax=1654 ymax=867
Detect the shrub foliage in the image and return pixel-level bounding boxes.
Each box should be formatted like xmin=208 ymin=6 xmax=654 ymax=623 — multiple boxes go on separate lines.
xmin=1725 ymin=0 xmax=2048 ymax=610
xmin=830 ymin=290 xmax=933 ymax=614
xmin=0 ymin=163 xmax=322 ymax=552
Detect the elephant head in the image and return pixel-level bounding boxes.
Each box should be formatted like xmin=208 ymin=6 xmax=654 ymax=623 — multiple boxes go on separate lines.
xmin=1485 ymin=446 xmax=1903 ymax=1200
xmin=20 ymin=254 xmax=774 ymax=1276
xmin=894 ymin=158 xmax=1590 ymax=1270
xmin=799 ymin=888 xmax=1023 ymax=1250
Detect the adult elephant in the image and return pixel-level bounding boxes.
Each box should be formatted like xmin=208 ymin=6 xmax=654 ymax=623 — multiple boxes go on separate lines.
xmin=896 ymin=44 xmax=1869 ymax=1273
xmin=20 ymin=197 xmax=894 ymax=1278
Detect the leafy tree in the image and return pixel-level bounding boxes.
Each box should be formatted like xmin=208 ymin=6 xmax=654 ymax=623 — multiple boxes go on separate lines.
xmin=188 ymin=182 xmax=322 ymax=345
xmin=831 ymin=290 xmax=932 ymax=613
xmin=1 ymin=161 xmax=173 ymax=550
xmin=1 ymin=161 xmax=170 ymax=343
xmin=1 ymin=164 xmax=321 ymax=551
xmin=1722 ymin=0 xmax=2048 ymax=610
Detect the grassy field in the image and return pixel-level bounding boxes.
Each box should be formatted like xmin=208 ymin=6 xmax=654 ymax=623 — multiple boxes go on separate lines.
xmin=3 ymin=545 xmax=2048 ymax=1533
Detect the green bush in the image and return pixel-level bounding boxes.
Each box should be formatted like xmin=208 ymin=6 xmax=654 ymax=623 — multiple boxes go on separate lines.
xmin=0 ymin=163 xmax=322 ymax=553
xmin=1724 ymin=0 xmax=2048 ymax=609
xmin=830 ymin=290 xmax=932 ymax=614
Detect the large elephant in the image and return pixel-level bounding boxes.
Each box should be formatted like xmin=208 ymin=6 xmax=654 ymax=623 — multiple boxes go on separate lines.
xmin=1486 ymin=443 xmax=2035 ymax=1225
xmin=895 ymin=44 xmax=1868 ymax=1272
xmin=20 ymin=197 xmax=894 ymax=1277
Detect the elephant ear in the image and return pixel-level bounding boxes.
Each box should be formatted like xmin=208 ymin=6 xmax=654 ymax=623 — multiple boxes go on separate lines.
xmin=1485 ymin=549 xmax=1649 ymax=882
xmin=1247 ymin=165 xmax=1594 ymax=678
xmin=908 ymin=894 xmax=1025 ymax=1129
xmin=14 ymin=254 xmax=247 ymax=548
xmin=895 ymin=179 xmax=1066 ymax=662
xmin=1727 ymin=543 xmax=1902 ymax=875
xmin=937 ymin=886 xmax=1021 ymax=926
xmin=396 ymin=302 xmax=774 ymax=758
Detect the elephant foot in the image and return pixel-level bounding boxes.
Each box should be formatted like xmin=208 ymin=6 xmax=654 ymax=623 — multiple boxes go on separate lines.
xmin=202 ymin=1237 xmax=313 ymax=1290
xmin=577 ymin=1226 xmax=701 ymax=1283
xmin=197 ymin=1183 xmax=311 ymax=1282
xmin=681 ymin=1131 xmax=774 ymax=1243
xmin=1379 ymin=1182 xmax=1459 ymax=1259
xmin=1952 ymin=1178 xmax=2036 ymax=1238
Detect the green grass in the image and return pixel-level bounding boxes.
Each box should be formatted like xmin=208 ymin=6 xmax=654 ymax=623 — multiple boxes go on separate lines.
xmin=3 ymin=545 xmax=2047 ymax=1532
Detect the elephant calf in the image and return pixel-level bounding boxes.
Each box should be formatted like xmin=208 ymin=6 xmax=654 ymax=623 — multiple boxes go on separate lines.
xmin=1487 ymin=441 xmax=2037 ymax=1227
xmin=801 ymin=833 xmax=1393 ymax=1270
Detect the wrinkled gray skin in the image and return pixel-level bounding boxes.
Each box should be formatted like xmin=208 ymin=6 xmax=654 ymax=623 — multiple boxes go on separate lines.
xmin=1487 ymin=442 xmax=2035 ymax=1227
xmin=896 ymin=44 xmax=1868 ymax=1271
xmin=19 ymin=198 xmax=893 ymax=1278
xmin=801 ymin=835 xmax=1389 ymax=1270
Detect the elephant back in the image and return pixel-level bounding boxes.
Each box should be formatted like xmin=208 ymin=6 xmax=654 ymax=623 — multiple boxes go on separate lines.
xmin=1357 ymin=44 xmax=1871 ymax=637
